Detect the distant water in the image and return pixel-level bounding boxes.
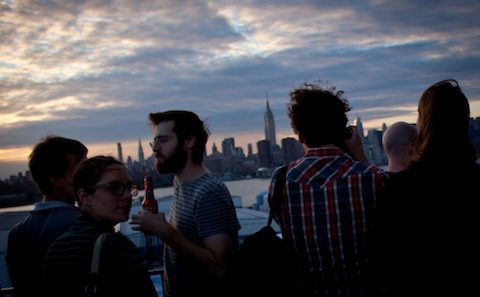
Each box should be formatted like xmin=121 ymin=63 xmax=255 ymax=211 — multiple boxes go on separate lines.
xmin=0 ymin=178 xmax=271 ymax=214
xmin=150 ymin=178 xmax=271 ymax=208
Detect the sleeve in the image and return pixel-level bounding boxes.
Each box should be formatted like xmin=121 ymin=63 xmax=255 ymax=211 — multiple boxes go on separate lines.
xmin=196 ymin=182 xmax=240 ymax=238
xmin=267 ymin=165 xmax=288 ymax=224
xmin=267 ymin=171 xmax=277 ymax=211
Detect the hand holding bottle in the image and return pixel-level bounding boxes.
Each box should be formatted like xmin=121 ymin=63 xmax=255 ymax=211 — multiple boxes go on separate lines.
xmin=130 ymin=210 xmax=170 ymax=237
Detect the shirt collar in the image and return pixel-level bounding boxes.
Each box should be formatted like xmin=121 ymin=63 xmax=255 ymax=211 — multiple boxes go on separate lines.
xmin=33 ymin=200 xmax=76 ymax=212
xmin=304 ymin=146 xmax=345 ymax=157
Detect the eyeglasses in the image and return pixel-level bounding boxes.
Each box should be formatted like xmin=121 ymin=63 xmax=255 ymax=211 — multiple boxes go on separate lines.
xmin=87 ymin=181 xmax=134 ymax=197
xmin=149 ymin=135 xmax=176 ymax=149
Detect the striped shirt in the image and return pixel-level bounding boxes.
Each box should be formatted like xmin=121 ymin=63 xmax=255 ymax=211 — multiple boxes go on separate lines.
xmin=42 ymin=213 xmax=157 ymax=297
xmin=269 ymin=147 xmax=384 ymax=297
xmin=164 ymin=173 xmax=241 ymax=297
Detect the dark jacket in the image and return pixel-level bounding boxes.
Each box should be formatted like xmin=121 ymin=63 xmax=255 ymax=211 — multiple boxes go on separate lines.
xmin=373 ymin=159 xmax=480 ymax=296
xmin=42 ymin=213 xmax=158 ymax=297
xmin=6 ymin=201 xmax=80 ymax=297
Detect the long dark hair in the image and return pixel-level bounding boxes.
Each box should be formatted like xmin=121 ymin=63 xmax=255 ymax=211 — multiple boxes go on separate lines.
xmin=416 ymin=79 xmax=476 ymax=164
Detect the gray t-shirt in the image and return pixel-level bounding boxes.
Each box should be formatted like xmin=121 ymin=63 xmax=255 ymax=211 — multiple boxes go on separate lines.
xmin=164 ymin=172 xmax=241 ymax=297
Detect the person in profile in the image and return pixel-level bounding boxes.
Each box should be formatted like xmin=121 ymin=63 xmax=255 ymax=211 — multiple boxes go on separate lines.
xmin=382 ymin=121 xmax=418 ymax=174
xmin=42 ymin=156 xmax=157 ymax=297
xmin=373 ymin=79 xmax=480 ymax=296
xmin=5 ymin=136 xmax=87 ymax=297
xmin=130 ymin=110 xmax=240 ymax=297
xmin=268 ymin=82 xmax=385 ymax=297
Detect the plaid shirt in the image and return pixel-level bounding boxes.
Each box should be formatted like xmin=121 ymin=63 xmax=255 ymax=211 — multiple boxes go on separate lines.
xmin=269 ymin=147 xmax=384 ymax=297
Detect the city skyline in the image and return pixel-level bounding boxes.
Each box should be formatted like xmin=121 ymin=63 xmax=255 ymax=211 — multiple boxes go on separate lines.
xmin=0 ymin=99 xmax=381 ymax=179
xmin=3 ymin=110 xmax=480 ymax=180
xmin=1 ymin=1 xmax=480 ymax=178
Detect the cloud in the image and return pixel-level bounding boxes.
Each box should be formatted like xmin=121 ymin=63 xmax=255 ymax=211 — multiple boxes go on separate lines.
xmin=1 ymin=0 xmax=480 ymax=178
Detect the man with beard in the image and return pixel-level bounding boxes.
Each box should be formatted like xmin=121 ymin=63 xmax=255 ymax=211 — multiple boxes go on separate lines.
xmin=130 ymin=110 xmax=241 ymax=297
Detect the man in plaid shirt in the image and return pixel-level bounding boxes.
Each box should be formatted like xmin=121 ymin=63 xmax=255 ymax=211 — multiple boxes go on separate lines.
xmin=269 ymin=83 xmax=384 ymax=297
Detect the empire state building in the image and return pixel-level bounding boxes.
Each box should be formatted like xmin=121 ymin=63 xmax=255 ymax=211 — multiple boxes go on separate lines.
xmin=264 ymin=98 xmax=277 ymax=147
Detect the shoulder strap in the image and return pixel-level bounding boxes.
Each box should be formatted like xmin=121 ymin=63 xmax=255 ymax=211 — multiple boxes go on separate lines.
xmin=90 ymin=233 xmax=110 ymax=273
xmin=268 ymin=165 xmax=288 ymax=226
xmin=84 ymin=233 xmax=110 ymax=297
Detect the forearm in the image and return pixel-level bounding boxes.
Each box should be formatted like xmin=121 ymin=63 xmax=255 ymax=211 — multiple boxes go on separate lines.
xmin=160 ymin=226 xmax=229 ymax=278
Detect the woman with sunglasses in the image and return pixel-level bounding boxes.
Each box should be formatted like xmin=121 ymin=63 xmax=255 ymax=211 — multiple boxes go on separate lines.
xmin=42 ymin=156 xmax=158 ymax=297
xmin=373 ymin=80 xmax=480 ymax=296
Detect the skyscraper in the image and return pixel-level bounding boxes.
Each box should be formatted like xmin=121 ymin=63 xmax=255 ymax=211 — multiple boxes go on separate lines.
xmin=264 ymin=98 xmax=277 ymax=147
xmin=257 ymin=139 xmax=274 ymax=168
xmin=138 ymin=138 xmax=145 ymax=165
xmin=281 ymin=137 xmax=304 ymax=163
xmin=212 ymin=142 xmax=219 ymax=155
xmin=222 ymin=137 xmax=235 ymax=157
xmin=117 ymin=142 xmax=124 ymax=163
xmin=247 ymin=143 xmax=253 ymax=157
xmin=356 ymin=117 xmax=365 ymax=139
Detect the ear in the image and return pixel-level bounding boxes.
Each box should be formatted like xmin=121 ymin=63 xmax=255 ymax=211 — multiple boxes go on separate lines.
xmin=183 ymin=135 xmax=196 ymax=150
xmin=49 ymin=175 xmax=65 ymax=188
xmin=298 ymin=134 xmax=305 ymax=144
xmin=77 ymin=189 xmax=92 ymax=207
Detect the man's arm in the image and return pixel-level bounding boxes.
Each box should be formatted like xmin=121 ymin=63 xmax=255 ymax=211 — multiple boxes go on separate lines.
xmin=130 ymin=211 xmax=232 ymax=278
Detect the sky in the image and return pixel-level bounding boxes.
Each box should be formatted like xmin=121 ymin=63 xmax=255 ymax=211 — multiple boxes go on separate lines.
xmin=1 ymin=0 xmax=480 ymax=179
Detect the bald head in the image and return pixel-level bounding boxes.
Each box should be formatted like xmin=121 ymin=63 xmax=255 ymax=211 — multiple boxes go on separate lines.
xmin=382 ymin=122 xmax=418 ymax=172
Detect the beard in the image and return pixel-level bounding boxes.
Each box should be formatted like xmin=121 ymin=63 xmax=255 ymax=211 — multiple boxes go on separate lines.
xmin=156 ymin=145 xmax=188 ymax=174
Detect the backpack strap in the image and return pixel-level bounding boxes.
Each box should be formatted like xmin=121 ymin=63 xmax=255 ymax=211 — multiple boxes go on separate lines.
xmin=268 ymin=165 xmax=288 ymax=226
xmin=84 ymin=233 xmax=110 ymax=297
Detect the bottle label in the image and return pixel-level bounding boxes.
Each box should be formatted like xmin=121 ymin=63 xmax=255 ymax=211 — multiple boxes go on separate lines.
xmin=143 ymin=205 xmax=158 ymax=213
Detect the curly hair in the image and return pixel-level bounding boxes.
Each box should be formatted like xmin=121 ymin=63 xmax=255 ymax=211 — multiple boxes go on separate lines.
xmin=288 ymin=82 xmax=351 ymax=148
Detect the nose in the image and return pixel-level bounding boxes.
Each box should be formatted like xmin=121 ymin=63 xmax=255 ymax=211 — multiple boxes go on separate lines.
xmin=151 ymin=143 xmax=160 ymax=153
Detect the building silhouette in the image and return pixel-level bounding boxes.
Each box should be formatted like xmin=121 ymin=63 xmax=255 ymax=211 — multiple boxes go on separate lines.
xmin=366 ymin=128 xmax=387 ymax=165
xmin=281 ymin=137 xmax=304 ymax=163
xmin=356 ymin=117 xmax=365 ymax=138
xmin=222 ymin=137 xmax=235 ymax=157
xmin=117 ymin=142 xmax=124 ymax=163
xmin=212 ymin=142 xmax=220 ymax=155
xmin=247 ymin=143 xmax=253 ymax=157
xmin=257 ymin=139 xmax=274 ymax=168
xmin=138 ymin=139 xmax=145 ymax=166
xmin=264 ymin=97 xmax=277 ymax=148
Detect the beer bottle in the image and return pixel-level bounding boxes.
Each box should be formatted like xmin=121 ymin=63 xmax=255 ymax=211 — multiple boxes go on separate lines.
xmin=142 ymin=176 xmax=162 ymax=268
xmin=142 ymin=176 xmax=158 ymax=213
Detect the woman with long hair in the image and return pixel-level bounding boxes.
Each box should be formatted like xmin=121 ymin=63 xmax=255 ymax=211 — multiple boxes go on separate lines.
xmin=373 ymin=79 xmax=480 ymax=297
